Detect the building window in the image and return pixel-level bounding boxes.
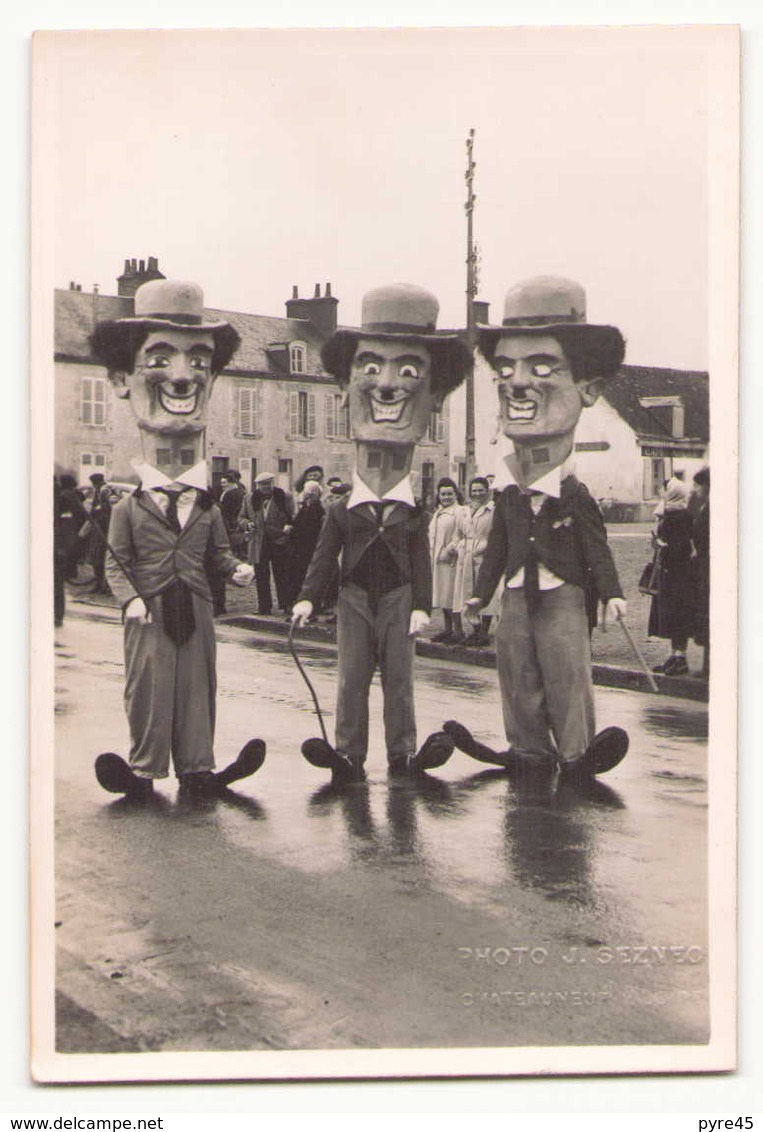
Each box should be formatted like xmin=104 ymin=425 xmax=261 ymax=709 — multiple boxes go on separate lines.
xmin=645 ymin=457 xmax=667 ymax=500
xmin=289 ymin=390 xmax=316 ymax=438
xmin=81 ymin=376 xmax=107 ymax=425
xmin=639 ymin=396 xmax=685 ymax=439
xmin=79 ymin=452 xmax=106 ymax=483
xmin=325 ymin=393 xmax=349 ymax=439
xmin=278 ymin=458 xmax=293 ymax=489
xmin=156 ymin=448 xmax=172 ymax=466
xmin=421 ymin=461 xmax=435 ymax=510
xmin=237 ymin=386 xmax=260 ymax=437
xmin=239 ymin=457 xmax=256 ymax=490
xmin=289 ymin=342 xmax=307 ymax=374
xmin=427 ymin=410 xmax=444 ymax=443
xmin=180 ymin=448 xmax=196 ymax=466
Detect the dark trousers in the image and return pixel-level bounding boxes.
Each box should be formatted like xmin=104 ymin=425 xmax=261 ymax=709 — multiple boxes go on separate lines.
xmin=54 ymin=553 xmax=65 ymax=625
xmin=255 ymin=538 xmax=291 ymax=613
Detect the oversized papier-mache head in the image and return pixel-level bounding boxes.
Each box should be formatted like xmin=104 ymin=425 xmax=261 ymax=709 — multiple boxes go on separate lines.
xmin=321 ymin=283 xmax=471 ymax=447
xmin=478 ymin=276 xmax=626 ymax=447
xmin=90 ymin=279 xmax=241 ymax=438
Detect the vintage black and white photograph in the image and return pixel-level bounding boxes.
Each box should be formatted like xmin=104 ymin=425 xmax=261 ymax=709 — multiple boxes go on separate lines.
xmin=30 ymin=24 xmax=738 ymax=1083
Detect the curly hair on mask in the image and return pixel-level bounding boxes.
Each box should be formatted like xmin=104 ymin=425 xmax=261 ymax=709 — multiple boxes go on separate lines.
xmin=89 ymin=321 xmax=241 ymax=376
xmin=321 ymin=333 xmax=472 ymax=399
xmin=479 ymin=324 xmax=626 ymax=385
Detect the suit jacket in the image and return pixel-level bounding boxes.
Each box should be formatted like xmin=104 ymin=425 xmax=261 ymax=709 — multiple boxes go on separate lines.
xmin=105 ymin=489 xmax=240 ymax=610
xmin=298 ymin=498 xmax=433 ymax=614
xmin=474 ymin=475 xmax=623 ymax=607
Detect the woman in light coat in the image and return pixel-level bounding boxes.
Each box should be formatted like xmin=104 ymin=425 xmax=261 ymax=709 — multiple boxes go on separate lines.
xmin=429 ymin=477 xmax=467 ymax=643
xmin=453 ymin=476 xmax=499 ymax=647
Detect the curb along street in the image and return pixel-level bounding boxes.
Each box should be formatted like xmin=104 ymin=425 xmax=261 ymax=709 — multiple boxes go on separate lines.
xmin=223 ymin=613 xmax=709 ymax=704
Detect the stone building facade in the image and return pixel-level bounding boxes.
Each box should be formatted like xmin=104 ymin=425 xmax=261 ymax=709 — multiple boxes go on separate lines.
xmin=54 ymin=262 xmax=452 ymax=506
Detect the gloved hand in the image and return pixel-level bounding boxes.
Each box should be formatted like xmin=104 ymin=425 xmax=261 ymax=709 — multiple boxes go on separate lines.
xmin=603 ymin=597 xmax=628 ymax=626
xmin=408 ymin=610 xmax=430 ymax=636
xmin=124 ymin=597 xmax=150 ymax=624
xmin=464 ymin=597 xmax=484 ymax=625
xmin=291 ymin=600 xmax=314 ymax=626
xmin=231 ymin=562 xmax=254 ymax=586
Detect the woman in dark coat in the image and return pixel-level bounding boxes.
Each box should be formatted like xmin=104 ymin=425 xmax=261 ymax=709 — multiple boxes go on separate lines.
xmin=283 ymin=480 xmax=325 ymax=614
xmin=649 ymin=478 xmax=696 ymax=676
xmin=691 ymin=467 xmax=710 ymax=677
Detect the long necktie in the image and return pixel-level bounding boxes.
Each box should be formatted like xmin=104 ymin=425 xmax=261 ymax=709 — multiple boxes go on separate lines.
xmin=156 ymin=487 xmax=196 ymax=644
xmin=157 ymin=487 xmax=183 ymax=534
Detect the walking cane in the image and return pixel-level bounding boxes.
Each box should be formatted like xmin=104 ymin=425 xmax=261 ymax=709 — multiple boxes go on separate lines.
xmin=288 ymin=618 xmax=332 ymax=746
xmin=615 ymin=613 xmax=660 ymax=694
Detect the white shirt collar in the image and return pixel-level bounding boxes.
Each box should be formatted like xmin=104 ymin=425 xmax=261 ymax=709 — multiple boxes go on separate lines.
xmin=500 ymin=451 xmax=576 ymax=498
xmin=131 ymin=458 xmax=209 ymax=492
xmin=347 ymin=470 xmax=416 ymax=510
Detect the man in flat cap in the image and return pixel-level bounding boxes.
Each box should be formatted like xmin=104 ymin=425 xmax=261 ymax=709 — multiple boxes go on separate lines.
xmin=292 ymin=282 xmax=471 ymax=783
xmin=89 ymin=279 xmax=263 ymax=801
xmin=444 ymin=276 xmax=629 ymax=782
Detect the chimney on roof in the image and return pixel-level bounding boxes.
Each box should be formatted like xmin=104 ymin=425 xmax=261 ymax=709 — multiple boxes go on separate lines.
xmin=472 ymin=299 xmax=490 ymax=325
xmin=286 ymin=281 xmax=339 ymax=338
xmin=117 ymin=255 xmax=166 ymax=298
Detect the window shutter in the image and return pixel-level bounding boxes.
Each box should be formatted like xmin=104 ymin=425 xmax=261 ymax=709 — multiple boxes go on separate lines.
xmin=238 ymin=389 xmax=250 ymax=435
xmin=308 ymin=392 xmax=316 ymax=438
xmin=289 ymin=391 xmax=299 ymax=437
xmin=325 ymin=393 xmax=335 ymax=438
xmin=437 ymin=411 xmax=444 ymax=442
xmin=252 ymin=386 xmax=260 ymax=436
xmin=82 ymin=378 xmax=92 ymax=424
xmin=340 ymin=401 xmax=350 ymax=439
xmin=94 ymin=380 xmax=106 ymax=425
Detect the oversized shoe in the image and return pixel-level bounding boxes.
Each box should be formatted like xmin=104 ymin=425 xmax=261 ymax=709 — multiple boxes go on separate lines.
xmin=406 ymin=731 xmax=455 ymax=777
xmin=442 ymin=720 xmax=556 ymax=777
xmin=558 ymin=727 xmax=629 ymax=782
xmin=182 ymin=739 xmax=267 ymax=798
xmin=301 ymin=737 xmax=363 ymax=785
xmin=94 ymin=752 xmax=153 ymax=801
xmin=214 ymin=738 xmax=266 ymax=789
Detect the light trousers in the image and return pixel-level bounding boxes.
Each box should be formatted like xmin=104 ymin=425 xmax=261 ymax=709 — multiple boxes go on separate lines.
xmin=123 ymin=592 xmax=217 ymax=778
xmin=335 ymin=583 xmax=416 ymax=763
xmin=494 ymin=583 xmax=595 ymax=762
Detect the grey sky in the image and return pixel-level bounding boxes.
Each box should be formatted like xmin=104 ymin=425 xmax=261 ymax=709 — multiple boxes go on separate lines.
xmin=45 ymin=27 xmax=712 ymax=371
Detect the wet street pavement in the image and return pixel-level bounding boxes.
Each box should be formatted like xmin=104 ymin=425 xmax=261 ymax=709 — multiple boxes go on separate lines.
xmin=52 ymin=604 xmax=709 ymax=1056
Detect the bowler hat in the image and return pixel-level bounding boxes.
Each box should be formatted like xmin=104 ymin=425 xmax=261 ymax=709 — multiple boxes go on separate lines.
xmin=479 ymin=275 xmax=620 ymax=340
xmin=321 ymin=282 xmax=470 ymax=396
xmin=90 ymin=279 xmax=240 ymax=375
xmin=254 ymin=471 xmax=276 ymax=485
xmin=478 ymin=276 xmax=625 ymax=381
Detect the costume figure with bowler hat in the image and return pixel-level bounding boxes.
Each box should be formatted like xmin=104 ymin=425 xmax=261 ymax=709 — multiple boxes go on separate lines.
xmin=89 ymin=279 xmax=264 ymax=802
xmin=292 ymin=283 xmax=471 ymax=784
xmin=444 ymin=276 xmax=630 ymax=785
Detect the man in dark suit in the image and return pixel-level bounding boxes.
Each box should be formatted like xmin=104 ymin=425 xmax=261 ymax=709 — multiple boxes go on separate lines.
xmin=292 ymin=283 xmax=471 ymax=782
xmin=445 ymin=277 xmax=629 ymax=782
xmin=88 ymin=279 xmax=262 ymax=800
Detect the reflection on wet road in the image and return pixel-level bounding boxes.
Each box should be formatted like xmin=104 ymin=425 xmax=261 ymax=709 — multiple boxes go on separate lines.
xmin=53 ymin=612 xmax=711 ymax=1053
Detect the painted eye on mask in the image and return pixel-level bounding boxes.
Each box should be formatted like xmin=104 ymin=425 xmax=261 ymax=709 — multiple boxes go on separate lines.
xmin=531 ymin=363 xmax=554 ymax=377
xmin=362 ymin=362 xmax=381 ymax=377
xmin=190 ymin=355 xmax=210 ymax=371
xmin=146 ymin=355 xmax=170 ymax=369
xmin=497 ymin=364 xmax=515 ymax=379
xmin=399 ymin=363 xmax=419 ymax=379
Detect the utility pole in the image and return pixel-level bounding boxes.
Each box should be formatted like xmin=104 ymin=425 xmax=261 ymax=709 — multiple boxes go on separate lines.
xmin=464 ymin=128 xmax=478 ymax=481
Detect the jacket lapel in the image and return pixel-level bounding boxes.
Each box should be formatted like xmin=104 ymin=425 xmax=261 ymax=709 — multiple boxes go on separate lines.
xmin=135 ymin=490 xmax=174 ymax=532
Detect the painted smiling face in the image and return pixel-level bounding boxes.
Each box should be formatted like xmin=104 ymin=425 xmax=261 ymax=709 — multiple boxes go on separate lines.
xmin=347 ymin=336 xmax=436 ymax=446
xmin=492 ymin=333 xmax=600 ymax=445
xmin=123 ymin=327 xmax=217 ymax=435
